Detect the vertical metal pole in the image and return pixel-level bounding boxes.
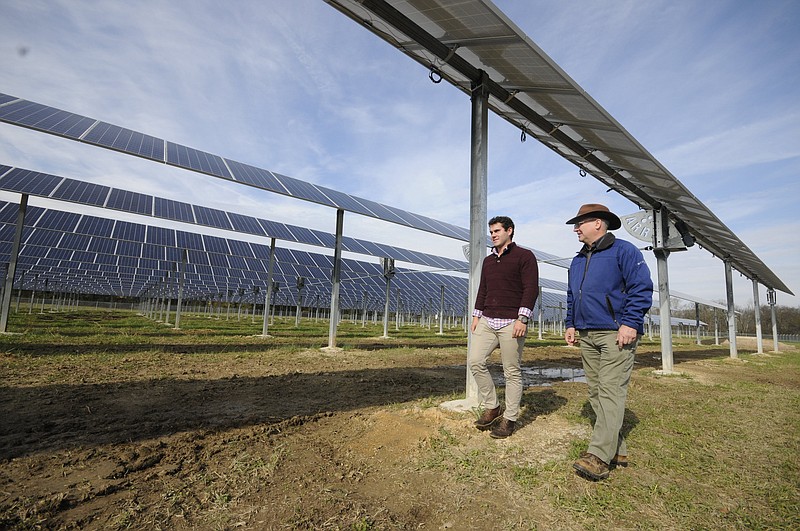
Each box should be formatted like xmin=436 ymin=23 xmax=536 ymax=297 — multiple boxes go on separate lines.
xmin=695 ymin=303 xmax=701 ymax=346
xmin=15 ymin=271 xmax=24 ymax=313
xmin=442 ymin=71 xmax=488 ymax=412
xmin=752 ymin=279 xmax=763 ymax=354
xmin=262 ymin=238 xmax=276 ymax=337
xmin=767 ymin=289 xmax=778 ymax=352
xmin=438 ymin=285 xmax=445 ymax=335
xmin=382 ymin=276 xmax=391 ymax=339
xmin=327 ymin=210 xmax=344 ymax=348
xmin=654 ymin=248 xmax=674 ymax=373
xmin=4 ymin=208 xmax=26 ymax=307
xmin=175 ymin=249 xmax=186 ymax=329
xmin=724 ymin=260 xmax=737 ymax=358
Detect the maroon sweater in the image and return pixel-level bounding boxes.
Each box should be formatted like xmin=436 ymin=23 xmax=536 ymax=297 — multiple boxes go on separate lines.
xmin=474 ymin=242 xmax=539 ymax=319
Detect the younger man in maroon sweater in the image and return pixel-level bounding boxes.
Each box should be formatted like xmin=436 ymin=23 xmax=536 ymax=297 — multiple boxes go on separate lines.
xmin=469 ymin=216 xmax=539 ymax=438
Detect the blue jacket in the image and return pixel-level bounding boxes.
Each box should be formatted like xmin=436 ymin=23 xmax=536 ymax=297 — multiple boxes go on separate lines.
xmin=565 ymin=233 xmax=653 ymax=334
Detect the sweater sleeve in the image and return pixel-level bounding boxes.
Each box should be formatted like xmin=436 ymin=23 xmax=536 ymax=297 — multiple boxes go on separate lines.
xmin=519 ymin=249 xmax=539 ymax=312
xmin=473 ymin=256 xmax=489 ymax=311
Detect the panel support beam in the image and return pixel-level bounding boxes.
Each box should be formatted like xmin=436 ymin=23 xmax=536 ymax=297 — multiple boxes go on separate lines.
xmin=0 ymin=193 xmax=28 ymax=333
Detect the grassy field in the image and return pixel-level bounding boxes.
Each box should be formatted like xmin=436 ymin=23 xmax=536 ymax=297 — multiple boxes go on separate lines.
xmin=1 ymin=309 xmax=798 ymax=530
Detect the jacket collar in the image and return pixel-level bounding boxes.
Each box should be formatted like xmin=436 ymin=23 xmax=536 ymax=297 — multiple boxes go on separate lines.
xmin=579 ymin=232 xmax=615 ymax=256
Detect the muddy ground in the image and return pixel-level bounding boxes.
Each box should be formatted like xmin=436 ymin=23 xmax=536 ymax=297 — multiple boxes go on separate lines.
xmin=0 ymin=326 xmax=794 ymax=530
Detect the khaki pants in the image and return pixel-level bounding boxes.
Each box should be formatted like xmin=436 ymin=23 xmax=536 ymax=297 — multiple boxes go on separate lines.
xmin=579 ymin=329 xmax=637 ymax=463
xmin=467 ymin=318 xmax=525 ymax=421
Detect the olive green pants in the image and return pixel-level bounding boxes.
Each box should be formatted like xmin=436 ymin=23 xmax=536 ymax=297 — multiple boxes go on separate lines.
xmin=579 ymin=329 xmax=637 ymax=464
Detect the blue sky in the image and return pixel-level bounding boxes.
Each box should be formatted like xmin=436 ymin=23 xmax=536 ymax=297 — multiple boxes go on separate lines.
xmin=1 ymin=0 xmax=798 ymax=309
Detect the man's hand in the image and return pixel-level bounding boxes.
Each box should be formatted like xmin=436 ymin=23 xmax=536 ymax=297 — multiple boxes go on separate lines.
xmin=565 ymin=327 xmax=577 ymax=346
xmin=471 ymin=316 xmax=480 ymax=333
xmin=617 ymin=324 xmax=638 ymax=347
xmin=512 ymin=320 xmax=527 ymax=338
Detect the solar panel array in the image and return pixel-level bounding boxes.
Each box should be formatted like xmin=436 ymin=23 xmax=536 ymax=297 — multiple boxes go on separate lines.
xmin=0 ymin=93 xmax=469 ymax=241
xmin=0 ymin=200 xmax=568 ymax=319
xmin=325 ymin=0 xmax=791 ymax=295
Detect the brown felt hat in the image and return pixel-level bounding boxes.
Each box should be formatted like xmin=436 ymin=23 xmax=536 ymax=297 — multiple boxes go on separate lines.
xmin=566 ymin=203 xmax=621 ymax=230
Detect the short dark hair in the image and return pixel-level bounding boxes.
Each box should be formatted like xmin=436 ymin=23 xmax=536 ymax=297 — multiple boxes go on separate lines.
xmin=488 ymin=216 xmax=514 ymax=239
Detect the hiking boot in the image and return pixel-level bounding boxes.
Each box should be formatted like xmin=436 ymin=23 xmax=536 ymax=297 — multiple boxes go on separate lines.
xmin=611 ymin=454 xmax=628 ymax=468
xmin=474 ymin=406 xmax=502 ymax=430
xmin=489 ymin=418 xmax=515 ymax=439
xmin=573 ymin=453 xmax=610 ymax=481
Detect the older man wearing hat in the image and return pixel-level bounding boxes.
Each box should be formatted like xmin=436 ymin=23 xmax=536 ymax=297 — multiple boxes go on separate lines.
xmin=564 ymin=204 xmax=653 ymax=481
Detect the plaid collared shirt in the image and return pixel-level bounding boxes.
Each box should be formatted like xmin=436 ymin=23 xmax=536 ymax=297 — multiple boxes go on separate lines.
xmin=473 ymin=307 xmax=532 ymax=330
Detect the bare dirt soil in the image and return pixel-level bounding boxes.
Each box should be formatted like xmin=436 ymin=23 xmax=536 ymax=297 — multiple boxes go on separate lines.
xmin=1 ymin=323 xmax=796 ymax=530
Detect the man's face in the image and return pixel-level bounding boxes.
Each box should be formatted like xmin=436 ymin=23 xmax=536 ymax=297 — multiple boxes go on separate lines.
xmin=489 ymin=223 xmax=513 ymax=250
xmin=573 ymin=218 xmax=602 ymax=245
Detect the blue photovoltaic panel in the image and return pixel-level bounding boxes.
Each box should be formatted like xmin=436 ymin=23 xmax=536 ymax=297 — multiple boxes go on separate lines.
xmin=250 ymin=243 xmax=272 ymax=260
xmin=0 ymin=168 xmax=63 ymax=195
xmin=228 ymin=255 xmax=247 ymax=270
xmin=0 ymin=94 xmax=19 ymax=105
xmin=116 ymin=240 xmax=142 ymax=258
xmin=76 ymin=215 xmax=115 ymax=237
xmin=47 ymin=248 xmax=72 ymax=260
xmin=176 ymin=230 xmax=204 ymax=250
xmin=88 ymin=237 xmax=117 ymax=254
xmin=341 ymin=237 xmax=371 ymax=255
xmin=0 ymin=98 xmax=96 ymax=138
xmin=310 ymin=229 xmax=336 ymax=248
xmin=146 ymin=226 xmax=176 ymax=246
xmin=225 ymin=159 xmax=286 ymax=193
xmin=142 ymin=244 xmax=165 ymax=261
xmin=52 ymin=178 xmax=110 ymax=206
xmin=83 ymin=122 xmax=164 ymax=161
xmin=113 ymin=220 xmax=146 ymax=242
xmin=315 ymin=185 xmax=375 ymax=216
xmin=193 ymin=205 xmax=232 ymax=230
xmin=202 ymin=235 xmax=229 ymax=255
xmin=107 ymin=188 xmax=152 ymax=215
xmin=272 ymin=172 xmax=336 ymax=207
xmin=139 ymin=258 xmax=159 ymax=270
xmin=59 ymin=232 xmax=91 ymax=251
xmin=208 ymin=253 xmax=229 ymax=268
xmin=353 ymin=197 xmax=408 ymax=225
xmin=245 ymin=257 xmax=266 ymax=272
xmin=36 ymin=210 xmax=80 ymax=232
xmin=188 ymin=249 xmax=208 ymax=271
xmin=25 ymin=228 xmax=62 ymax=247
xmin=226 ymin=239 xmax=254 ymax=258
xmin=165 ymin=247 xmax=182 ymax=262
xmin=258 ymin=219 xmax=294 ymax=241
xmin=228 ymin=212 xmax=266 ymax=236
xmin=0 ymin=165 xmax=10 ymax=176
xmin=154 ymin=197 xmax=194 ymax=223
xmin=286 ymin=226 xmax=322 ymax=246
xmin=166 ymin=142 xmax=231 ymax=179
xmin=71 ymin=251 xmax=95 ymax=264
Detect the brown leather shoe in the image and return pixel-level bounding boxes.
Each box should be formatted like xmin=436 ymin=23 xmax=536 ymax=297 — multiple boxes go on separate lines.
xmin=489 ymin=418 xmax=515 ymax=439
xmin=573 ymin=453 xmax=610 ymax=480
xmin=474 ymin=406 xmax=502 ymax=430
xmin=611 ymin=454 xmax=628 ymax=468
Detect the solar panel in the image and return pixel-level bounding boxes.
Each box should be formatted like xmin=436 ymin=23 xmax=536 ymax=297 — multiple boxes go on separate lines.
xmin=193 ymin=205 xmax=232 ymax=230
xmin=286 ymin=225 xmax=323 ymax=246
xmin=0 ymin=98 xmax=95 ymax=138
xmin=146 ymin=226 xmax=176 ymax=246
xmin=83 ymin=122 xmax=164 ymax=161
xmin=88 ymin=237 xmax=117 ymax=254
xmin=113 ymin=221 xmax=146 ymax=242
xmin=227 ymin=212 xmax=266 ymax=236
xmin=224 ymin=159 xmax=287 ymax=193
xmin=226 ymin=239 xmax=255 ymax=258
xmin=166 ymin=142 xmax=232 ymax=179
xmin=272 ymin=172 xmax=337 ymax=207
xmin=154 ymin=197 xmax=194 ymax=223
xmin=202 ymin=234 xmax=230 ymax=255
xmin=0 ymin=94 xmax=18 ymax=105
xmin=36 ymin=210 xmax=80 ymax=232
xmin=107 ymin=189 xmax=152 ymax=215
xmin=77 ymin=215 xmax=115 ymax=237
xmin=176 ymin=230 xmax=204 ymax=251
xmin=116 ymin=240 xmax=143 ymax=258
xmin=59 ymin=232 xmax=91 ymax=251
xmin=52 ymin=178 xmax=110 ymax=206
xmin=257 ymin=219 xmax=295 ymax=240
xmin=0 ymin=168 xmax=62 ymax=195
